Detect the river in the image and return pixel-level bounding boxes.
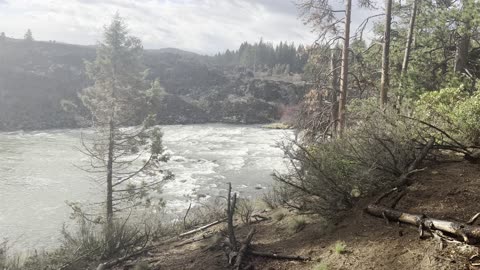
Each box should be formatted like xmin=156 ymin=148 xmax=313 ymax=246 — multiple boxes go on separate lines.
xmin=0 ymin=124 xmax=292 ymax=251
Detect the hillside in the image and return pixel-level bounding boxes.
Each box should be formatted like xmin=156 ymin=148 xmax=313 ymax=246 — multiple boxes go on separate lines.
xmin=116 ymin=160 xmax=480 ymax=270
xmin=0 ymin=38 xmax=306 ymax=131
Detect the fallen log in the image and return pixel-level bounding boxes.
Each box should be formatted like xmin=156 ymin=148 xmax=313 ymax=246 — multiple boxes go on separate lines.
xmin=174 ymin=232 xmax=214 ymax=248
xmin=178 ymin=218 xmax=227 ymax=238
xmin=366 ymin=204 xmax=480 ymax=243
xmin=233 ymin=228 xmax=256 ymax=270
xmin=248 ymin=250 xmax=311 ymax=261
xmin=96 ymin=246 xmax=153 ymax=270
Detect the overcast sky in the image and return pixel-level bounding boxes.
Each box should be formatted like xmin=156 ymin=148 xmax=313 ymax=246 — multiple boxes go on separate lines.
xmin=0 ymin=0 xmax=380 ymax=55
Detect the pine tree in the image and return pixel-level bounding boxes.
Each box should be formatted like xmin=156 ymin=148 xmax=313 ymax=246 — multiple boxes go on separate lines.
xmin=78 ymin=13 xmax=172 ymax=253
xmin=24 ymin=29 xmax=33 ymax=42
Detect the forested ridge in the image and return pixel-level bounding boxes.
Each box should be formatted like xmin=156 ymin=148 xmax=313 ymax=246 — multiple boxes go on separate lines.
xmin=0 ymin=36 xmax=306 ymax=131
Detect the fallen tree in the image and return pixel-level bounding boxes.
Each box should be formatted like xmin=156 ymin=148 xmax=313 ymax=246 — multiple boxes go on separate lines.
xmin=366 ymin=204 xmax=480 ymax=244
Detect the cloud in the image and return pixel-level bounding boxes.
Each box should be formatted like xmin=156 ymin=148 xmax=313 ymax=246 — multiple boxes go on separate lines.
xmin=0 ymin=0 xmax=381 ymax=54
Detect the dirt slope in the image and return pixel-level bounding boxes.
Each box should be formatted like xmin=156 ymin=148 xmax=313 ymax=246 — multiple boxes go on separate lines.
xmin=119 ymin=160 xmax=480 ymax=270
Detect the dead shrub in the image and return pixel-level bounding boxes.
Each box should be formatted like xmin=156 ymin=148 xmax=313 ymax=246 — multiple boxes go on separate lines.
xmin=237 ymin=198 xmax=255 ymax=225
xmin=181 ymin=197 xmax=227 ymax=231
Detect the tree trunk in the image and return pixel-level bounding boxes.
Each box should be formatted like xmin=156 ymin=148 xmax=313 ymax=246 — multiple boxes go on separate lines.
xmin=380 ymin=0 xmax=393 ymax=107
xmin=397 ymin=0 xmax=418 ymax=108
xmin=337 ymin=0 xmax=352 ymax=135
xmin=106 ymin=119 xmax=115 ymax=251
xmin=366 ymin=204 xmax=480 ymax=243
xmin=401 ymin=0 xmax=418 ymax=76
xmin=227 ymin=183 xmax=237 ymax=250
xmin=330 ymin=48 xmax=339 ymax=136
xmin=454 ymin=35 xmax=470 ymax=74
xmin=454 ymin=0 xmax=470 ymax=74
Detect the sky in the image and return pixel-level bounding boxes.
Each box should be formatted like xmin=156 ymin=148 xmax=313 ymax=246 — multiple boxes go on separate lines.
xmin=0 ymin=0 xmax=380 ymax=55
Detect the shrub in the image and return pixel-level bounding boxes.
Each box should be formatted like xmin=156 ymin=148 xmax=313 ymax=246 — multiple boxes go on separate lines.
xmin=287 ymin=217 xmax=307 ymax=233
xmin=415 ymin=86 xmax=480 ymax=145
xmin=261 ymin=185 xmax=286 ymax=209
xmin=133 ymin=261 xmax=150 ymax=270
xmin=313 ymin=262 xmax=329 ymax=270
xmin=273 ymin=211 xmax=287 ymax=222
xmin=181 ymin=197 xmax=227 ymax=230
xmin=275 ymin=100 xmax=436 ymax=218
xmin=334 ymin=241 xmax=347 ymax=254
xmin=237 ymin=198 xmax=255 ymax=225
xmin=0 ymin=242 xmax=22 ymax=270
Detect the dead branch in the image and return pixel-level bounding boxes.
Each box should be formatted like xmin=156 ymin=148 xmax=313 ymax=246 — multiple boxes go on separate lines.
xmin=234 ymin=228 xmax=256 ymax=270
xmin=374 ymin=187 xmax=398 ymax=204
xmin=174 ymin=233 xmax=214 ymax=248
xmin=248 ymin=250 xmax=311 ymax=261
xmin=390 ymin=190 xmax=407 ymax=209
xmin=178 ymin=218 xmax=227 ymax=238
xmin=395 ymin=137 xmax=435 ymax=186
xmin=251 ymin=214 xmax=270 ymax=222
xmin=227 ymin=182 xmax=238 ymax=250
xmin=366 ymin=204 xmax=480 ymax=244
xmin=183 ymin=202 xmax=192 ymax=230
xmin=467 ymin=212 xmax=480 ymax=225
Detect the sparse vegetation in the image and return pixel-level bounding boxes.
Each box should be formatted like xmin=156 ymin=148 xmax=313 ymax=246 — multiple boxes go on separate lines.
xmin=273 ymin=210 xmax=287 ymax=222
xmin=287 ymin=217 xmax=307 ymax=233
xmin=334 ymin=241 xmax=347 ymax=254
xmin=237 ymin=198 xmax=255 ymax=225
xmin=313 ymin=262 xmax=329 ymax=270
xmin=133 ymin=261 xmax=150 ymax=270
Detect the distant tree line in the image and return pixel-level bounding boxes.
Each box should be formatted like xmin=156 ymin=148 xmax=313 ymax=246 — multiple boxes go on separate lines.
xmin=212 ymin=39 xmax=309 ymax=74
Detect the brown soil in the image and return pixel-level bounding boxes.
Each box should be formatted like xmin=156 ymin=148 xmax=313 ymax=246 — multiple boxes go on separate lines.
xmin=118 ymin=160 xmax=480 ymax=270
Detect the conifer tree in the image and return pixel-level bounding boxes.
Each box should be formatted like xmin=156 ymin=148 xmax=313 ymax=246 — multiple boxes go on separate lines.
xmin=78 ymin=13 xmax=172 ymax=252
xmin=24 ymin=29 xmax=33 ymax=42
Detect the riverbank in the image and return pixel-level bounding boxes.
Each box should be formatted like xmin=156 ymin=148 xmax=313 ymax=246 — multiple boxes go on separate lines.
xmin=117 ymin=159 xmax=480 ymax=270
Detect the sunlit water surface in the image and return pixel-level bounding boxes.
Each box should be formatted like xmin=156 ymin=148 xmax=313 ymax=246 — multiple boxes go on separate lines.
xmin=0 ymin=124 xmax=292 ymax=251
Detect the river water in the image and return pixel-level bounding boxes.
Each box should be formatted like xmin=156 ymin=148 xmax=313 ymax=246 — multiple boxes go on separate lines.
xmin=0 ymin=124 xmax=292 ymax=251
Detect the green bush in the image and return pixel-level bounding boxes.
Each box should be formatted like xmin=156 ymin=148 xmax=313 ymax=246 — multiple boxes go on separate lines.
xmin=415 ymin=86 xmax=480 ymax=145
xmin=334 ymin=241 xmax=347 ymax=254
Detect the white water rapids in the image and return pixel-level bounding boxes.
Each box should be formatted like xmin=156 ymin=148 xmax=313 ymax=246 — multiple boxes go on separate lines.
xmin=0 ymin=124 xmax=292 ymax=251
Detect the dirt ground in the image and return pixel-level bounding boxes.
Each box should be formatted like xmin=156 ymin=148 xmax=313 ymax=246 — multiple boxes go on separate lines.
xmin=118 ymin=160 xmax=480 ymax=270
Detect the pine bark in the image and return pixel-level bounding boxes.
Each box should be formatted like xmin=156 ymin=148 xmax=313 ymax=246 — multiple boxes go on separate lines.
xmin=106 ymin=118 xmax=115 ymax=251
xmin=401 ymin=0 xmax=418 ymax=76
xmin=330 ymin=49 xmax=339 ymax=136
xmin=337 ymin=0 xmax=352 ymax=135
xmin=380 ymin=0 xmax=393 ymax=106
xmin=454 ymin=0 xmax=470 ymax=74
